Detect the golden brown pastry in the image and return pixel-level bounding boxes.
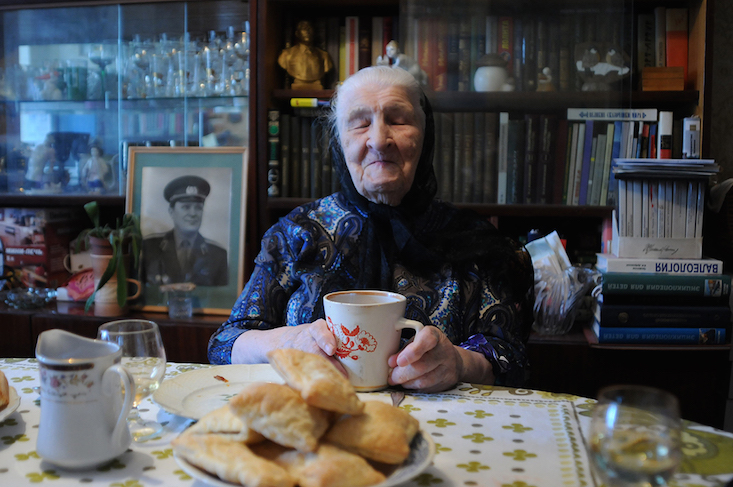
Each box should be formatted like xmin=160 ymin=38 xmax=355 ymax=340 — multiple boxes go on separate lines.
xmin=323 ymin=400 xmax=420 ymax=464
xmin=267 ymin=348 xmax=364 ymax=415
xmin=181 ymin=405 xmax=265 ymax=444
xmin=255 ymin=442 xmax=387 ymax=487
xmin=229 ymin=382 xmax=331 ymax=452
xmin=0 ymin=369 xmax=9 ymax=410
xmin=171 ymin=433 xmax=295 ymax=487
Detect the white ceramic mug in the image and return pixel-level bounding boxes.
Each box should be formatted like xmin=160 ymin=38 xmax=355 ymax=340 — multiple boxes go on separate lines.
xmin=323 ymin=290 xmax=424 ymax=392
xmin=35 ymin=329 xmax=135 ymax=469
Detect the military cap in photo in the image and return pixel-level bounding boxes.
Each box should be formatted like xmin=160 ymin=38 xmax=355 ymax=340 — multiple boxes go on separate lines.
xmin=164 ymin=175 xmax=211 ymax=203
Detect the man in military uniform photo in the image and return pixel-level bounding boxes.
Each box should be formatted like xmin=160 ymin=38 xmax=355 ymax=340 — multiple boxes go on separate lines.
xmin=142 ymin=175 xmax=228 ymax=286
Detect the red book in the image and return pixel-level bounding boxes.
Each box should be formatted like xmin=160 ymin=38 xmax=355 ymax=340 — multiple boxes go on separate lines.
xmin=432 ymin=18 xmax=448 ymax=91
xmin=498 ymin=17 xmax=513 ymax=75
xmin=665 ymin=8 xmax=688 ymax=84
xmin=344 ymin=16 xmax=359 ymax=77
xmin=417 ymin=16 xmax=432 ymax=89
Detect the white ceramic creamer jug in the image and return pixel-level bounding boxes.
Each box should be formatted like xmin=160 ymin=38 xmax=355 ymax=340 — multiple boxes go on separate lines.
xmin=36 ymin=329 xmax=135 ymax=469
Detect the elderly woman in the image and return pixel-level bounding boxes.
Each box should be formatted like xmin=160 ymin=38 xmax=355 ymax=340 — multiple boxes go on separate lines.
xmin=208 ymin=66 xmax=533 ymax=392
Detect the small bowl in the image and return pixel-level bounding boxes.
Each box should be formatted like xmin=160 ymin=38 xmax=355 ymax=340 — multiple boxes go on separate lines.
xmin=5 ymin=287 xmax=56 ymax=309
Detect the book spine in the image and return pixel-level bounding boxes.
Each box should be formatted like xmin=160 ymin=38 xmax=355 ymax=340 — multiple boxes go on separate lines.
xmin=595 ymin=255 xmax=723 ymax=275
xmin=452 ymin=112 xmax=464 ymax=201
xmin=506 ymin=119 xmax=525 ymax=204
xmin=665 ymin=8 xmax=688 ymax=84
xmin=671 ymin=179 xmax=687 ymax=238
xmin=591 ymin=322 xmax=727 ymax=345
xmin=536 ymin=114 xmax=555 ymax=204
xmin=637 ymin=14 xmax=656 ymax=73
xmin=497 ymin=112 xmax=509 ymax=204
xmin=345 ymin=16 xmax=359 ymax=78
xmin=300 ymin=117 xmax=311 ymax=198
xmin=498 ymin=17 xmax=513 ymax=76
xmin=473 ymin=112 xmax=485 ymax=203
xmin=657 ymin=111 xmax=673 ymax=159
xmin=594 ymin=302 xmax=731 ymax=328
xmin=654 ymin=7 xmax=666 ymax=67
xmin=267 ymin=110 xmax=282 ymax=198
xmin=523 ymin=114 xmax=539 ymax=204
xmin=279 ymin=113 xmax=290 ymax=197
xmin=601 ymin=273 xmax=732 ymax=298
xmin=290 ymin=114 xmax=301 ymax=197
xmin=440 ymin=112 xmax=454 ymax=201
xmin=462 ymin=112 xmax=474 ymax=203
xmin=371 ymin=16 xmax=384 ymax=66
xmin=310 ymin=119 xmax=322 ymax=198
xmin=567 ymin=108 xmax=659 ymax=122
xmin=457 ymin=18 xmax=472 ymax=91
xmin=434 ymin=18 xmax=448 ymax=92
xmin=552 ymin=119 xmax=569 ymax=204
xmin=483 ymin=112 xmax=498 ymax=203
xmin=571 ymin=122 xmax=586 ymax=205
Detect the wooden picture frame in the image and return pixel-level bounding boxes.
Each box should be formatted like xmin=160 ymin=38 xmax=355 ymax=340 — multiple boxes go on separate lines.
xmin=127 ymin=146 xmax=248 ymax=315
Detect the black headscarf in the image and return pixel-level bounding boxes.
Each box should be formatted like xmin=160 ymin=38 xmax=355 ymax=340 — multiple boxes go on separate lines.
xmin=329 ymin=88 xmax=529 ymax=302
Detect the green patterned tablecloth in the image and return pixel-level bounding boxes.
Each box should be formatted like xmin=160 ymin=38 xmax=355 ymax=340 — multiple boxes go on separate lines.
xmin=1 ymin=358 xmax=732 ymax=487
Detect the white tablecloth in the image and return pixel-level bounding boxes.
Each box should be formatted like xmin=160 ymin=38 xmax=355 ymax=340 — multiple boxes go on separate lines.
xmin=1 ymin=359 xmax=732 ymax=486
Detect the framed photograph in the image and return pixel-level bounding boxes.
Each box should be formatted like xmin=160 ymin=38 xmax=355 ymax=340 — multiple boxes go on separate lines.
xmin=127 ymin=146 xmax=248 ymax=315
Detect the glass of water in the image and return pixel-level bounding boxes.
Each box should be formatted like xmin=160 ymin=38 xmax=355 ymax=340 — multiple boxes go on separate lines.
xmin=589 ymin=385 xmax=682 ymax=487
xmin=98 ymin=319 xmax=167 ymax=441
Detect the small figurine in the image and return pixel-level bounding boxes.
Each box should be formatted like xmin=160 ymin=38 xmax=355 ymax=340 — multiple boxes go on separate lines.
xmin=537 ymin=67 xmax=556 ymax=92
xmin=80 ymin=145 xmax=114 ymax=193
xmin=278 ymin=20 xmax=334 ymax=89
xmin=376 ymin=41 xmax=428 ymax=86
xmin=24 ymin=134 xmax=57 ymax=190
xmin=574 ymin=42 xmax=630 ymax=91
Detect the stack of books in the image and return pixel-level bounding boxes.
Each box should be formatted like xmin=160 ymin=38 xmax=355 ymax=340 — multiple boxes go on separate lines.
xmin=590 ymin=253 xmax=730 ymax=345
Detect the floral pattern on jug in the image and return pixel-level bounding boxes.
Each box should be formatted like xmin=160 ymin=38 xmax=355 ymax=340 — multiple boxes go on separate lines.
xmin=327 ymin=316 xmax=377 ymax=360
xmin=39 ymin=367 xmax=95 ymax=400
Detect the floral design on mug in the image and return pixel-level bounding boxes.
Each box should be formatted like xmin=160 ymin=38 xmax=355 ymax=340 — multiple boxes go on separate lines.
xmin=327 ymin=317 xmax=377 ymax=360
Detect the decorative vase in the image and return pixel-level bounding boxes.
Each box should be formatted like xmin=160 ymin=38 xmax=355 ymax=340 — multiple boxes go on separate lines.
xmin=89 ymin=236 xmax=141 ymax=317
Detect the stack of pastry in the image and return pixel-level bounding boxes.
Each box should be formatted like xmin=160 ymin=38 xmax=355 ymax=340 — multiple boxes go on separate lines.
xmin=0 ymin=369 xmax=9 ymax=410
xmin=172 ymin=348 xmax=420 ymax=487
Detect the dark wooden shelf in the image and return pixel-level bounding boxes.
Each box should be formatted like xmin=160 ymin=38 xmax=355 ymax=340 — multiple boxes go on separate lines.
xmin=0 ymin=194 xmax=125 ymax=209
xmin=273 ymin=89 xmax=700 ymax=112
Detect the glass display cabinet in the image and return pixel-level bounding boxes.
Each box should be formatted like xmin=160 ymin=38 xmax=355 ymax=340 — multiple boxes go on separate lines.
xmin=0 ymin=1 xmax=251 ymax=199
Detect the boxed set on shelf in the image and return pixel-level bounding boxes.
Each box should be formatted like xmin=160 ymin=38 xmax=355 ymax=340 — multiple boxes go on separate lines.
xmin=611 ymin=158 xmax=719 ymax=259
xmin=0 ymin=208 xmax=84 ymax=288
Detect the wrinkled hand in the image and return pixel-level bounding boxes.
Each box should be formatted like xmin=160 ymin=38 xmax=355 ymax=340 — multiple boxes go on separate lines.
xmin=387 ymin=326 xmax=463 ymax=393
xmin=276 ymin=319 xmax=346 ymax=374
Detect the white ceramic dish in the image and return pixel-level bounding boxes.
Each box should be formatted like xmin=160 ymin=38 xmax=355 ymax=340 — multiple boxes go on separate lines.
xmin=153 ymin=365 xmax=284 ymax=419
xmin=174 ymin=430 xmax=436 ymax=487
xmin=0 ymin=387 xmax=20 ymax=421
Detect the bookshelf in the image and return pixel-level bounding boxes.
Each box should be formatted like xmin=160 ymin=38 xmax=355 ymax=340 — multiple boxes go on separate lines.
xmin=256 ymin=0 xmax=713 ymax=251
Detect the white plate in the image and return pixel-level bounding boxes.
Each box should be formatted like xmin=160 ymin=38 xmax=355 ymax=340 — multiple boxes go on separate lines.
xmin=174 ymin=430 xmax=436 ymax=487
xmin=0 ymin=387 xmax=20 ymax=421
xmin=153 ymin=365 xmax=284 ymax=419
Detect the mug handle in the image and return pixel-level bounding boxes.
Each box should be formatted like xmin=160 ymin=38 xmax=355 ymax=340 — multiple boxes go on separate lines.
xmin=395 ymin=318 xmax=424 ymax=336
xmin=103 ymin=364 xmax=135 ymax=447
xmin=126 ymin=279 xmax=142 ymax=301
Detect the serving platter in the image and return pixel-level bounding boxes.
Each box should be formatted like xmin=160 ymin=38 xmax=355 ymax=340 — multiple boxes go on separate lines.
xmin=153 ymin=365 xmax=284 ymax=419
xmin=0 ymin=387 xmax=20 ymax=421
xmin=173 ymin=430 xmax=436 ymax=487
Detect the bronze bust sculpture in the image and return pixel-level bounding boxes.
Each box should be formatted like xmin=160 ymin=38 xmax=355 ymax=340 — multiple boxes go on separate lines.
xmin=278 ymin=20 xmax=334 ymax=89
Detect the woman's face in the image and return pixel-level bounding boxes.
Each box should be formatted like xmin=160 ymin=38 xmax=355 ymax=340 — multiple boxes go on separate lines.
xmin=338 ymin=84 xmax=423 ymax=205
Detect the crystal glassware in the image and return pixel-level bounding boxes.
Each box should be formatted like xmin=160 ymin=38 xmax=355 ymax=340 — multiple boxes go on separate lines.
xmin=589 ymin=385 xmax=683 ymax=487
xmin=97 ymin=319 xmax=167 ymax=441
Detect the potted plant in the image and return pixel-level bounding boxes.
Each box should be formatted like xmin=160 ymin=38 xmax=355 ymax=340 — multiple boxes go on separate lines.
xmin=76 ymin=201 xmax=143 ymax=314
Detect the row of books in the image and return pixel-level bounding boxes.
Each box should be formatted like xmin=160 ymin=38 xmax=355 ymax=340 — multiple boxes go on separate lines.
xmin=267 ymin=106 xmax=700 ymax=205
xmin=589 ymin=257 xmax=730 ymax=345
xmin=637 ymin=7 xmax=689 ymax=82
xmin=267 ymin=110 xmax=340 ymax=199
xmin=405 ymin=6 xmax=692 ymax=93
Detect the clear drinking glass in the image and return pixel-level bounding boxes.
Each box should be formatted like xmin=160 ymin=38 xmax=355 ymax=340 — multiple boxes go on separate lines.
xmin=97 ymin=319 xmax=167 ymax=441
xmin=589 ymin=385 xmax=683 ymax=487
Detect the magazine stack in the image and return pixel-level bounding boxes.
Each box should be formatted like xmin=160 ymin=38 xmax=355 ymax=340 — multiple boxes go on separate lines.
xmin=591 ymin=158 xmax=731 ymax=345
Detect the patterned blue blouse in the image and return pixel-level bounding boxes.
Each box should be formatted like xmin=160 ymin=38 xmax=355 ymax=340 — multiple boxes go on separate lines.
xmin=208 ymin=192 xmax=533 ymax=386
